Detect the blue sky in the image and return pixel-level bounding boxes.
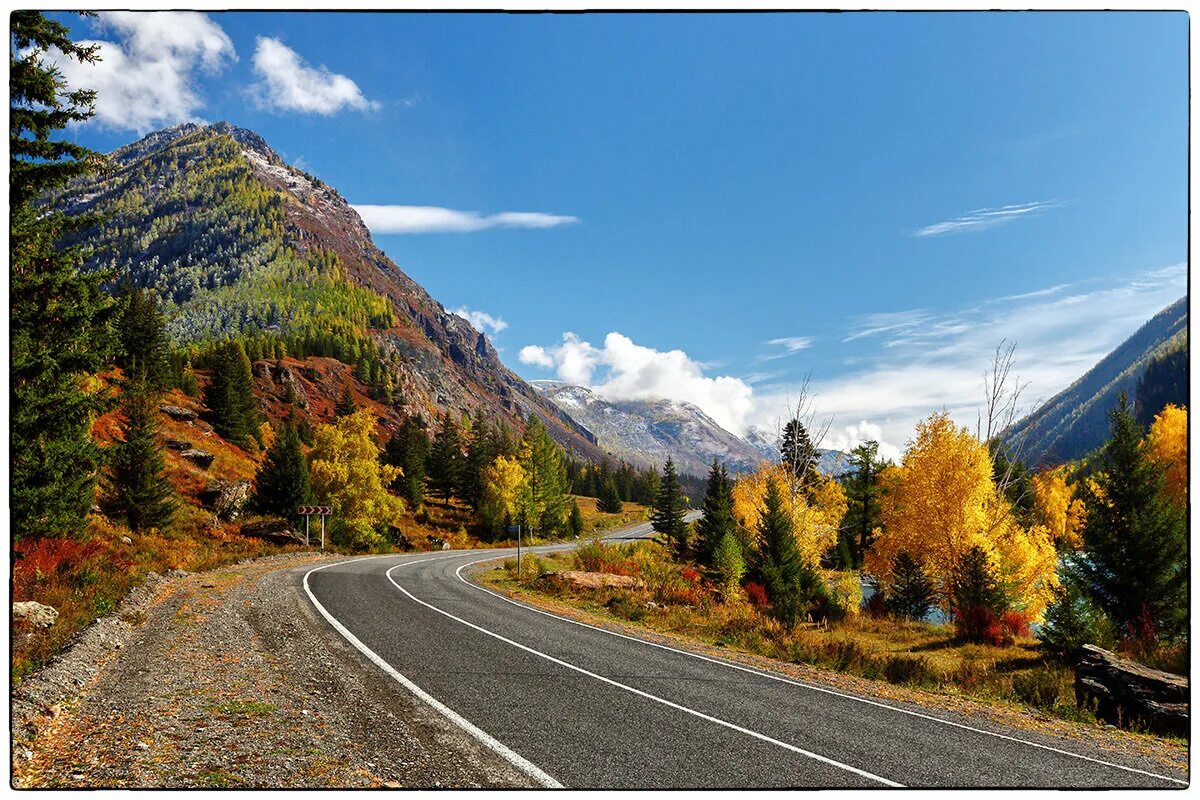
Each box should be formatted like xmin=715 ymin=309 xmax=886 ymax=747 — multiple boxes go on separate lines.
xmin=50 ymin=11 xmax=1188 ymax=457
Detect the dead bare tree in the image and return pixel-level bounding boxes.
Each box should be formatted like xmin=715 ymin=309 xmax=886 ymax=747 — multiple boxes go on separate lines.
xmin=976 ymin=340 xmax=1033 ymax=529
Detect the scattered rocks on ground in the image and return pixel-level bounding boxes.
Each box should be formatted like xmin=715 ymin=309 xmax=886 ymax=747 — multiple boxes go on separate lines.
xmin=13 ymin=602 xmax=59 ymax=629
xmin=200 ymin=479 xmax=252 ymax=520
xmin=181 ymin=449 xmax=215 ymax=469
xmin=158 ymin=405 xmax=197 ymax=422
xmin=1074 ymin=644 xmax=1188 ymax=738
xmin=427 ymin=536 xmax=450 ymax=551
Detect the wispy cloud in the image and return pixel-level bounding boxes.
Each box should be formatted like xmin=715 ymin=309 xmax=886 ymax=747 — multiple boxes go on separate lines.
xmin=451 ymin=306 xmax=507 ymax=334
xmin=912 ymin=200 xmax=1064 ymax=238
xmin=353 ymin=204 xmax=580 ymax=234
xmin=766 ymin=336 xmax=814 ymax=352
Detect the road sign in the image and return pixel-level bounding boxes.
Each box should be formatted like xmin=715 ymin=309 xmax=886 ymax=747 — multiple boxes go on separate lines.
xmin=506 ymin=525 xmax=519 ymax=534
xmin=296 ymin=505 xmax=332 ymax=516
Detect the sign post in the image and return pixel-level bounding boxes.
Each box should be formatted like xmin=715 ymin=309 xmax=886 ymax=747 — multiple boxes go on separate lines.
xmin=297 ymin=506 xmax=333 ymax=550
xmin=507 ymin=524 xmax=522 ymax=579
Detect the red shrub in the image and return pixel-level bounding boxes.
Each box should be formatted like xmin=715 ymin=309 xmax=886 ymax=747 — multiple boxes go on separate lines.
xmin=954 ymin=606 xmax=1009 ymax=646
xmin=680 ymin=567 xmax=702 ymax=584
xmin=744 ymin=581 xmax=769 ymax=609
xmin=1000 ymin=610 xmax=1031 ymax=639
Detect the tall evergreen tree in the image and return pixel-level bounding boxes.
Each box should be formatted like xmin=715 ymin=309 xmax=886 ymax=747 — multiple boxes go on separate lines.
xmin=116 ymin=282 xmax=170 ymax=389
xmin=780 ymin=419 xmax=820 ymax=495
xmin=597 ymin=476 xmax=624 ymax=514
xmin=651 ymin=458 xmax=689 ymax=558
xmin=519 ymin=415 xmax=569 ymax=536
xmin=427 ymin=412 xmax=464 ymax=502
xmin=1071 ymin=394 xmax=1187 ymax=641
xmin=334 ymin=381 xmax=358 ymax=418
xmin=203 ymin=340 xmax=259 ymax=447
xmin=694 ymin=459 xmax=736 ymax=568
xmin=11 ymin=12 xmax=116 ymax=540
xmin=885 ymin=551 xmax=936 ymax=620
xmin=383 ymin=413 xmax=429 ymax=509
xmin=758 ymin=476 xmax=825 ymax=628
xmin=841 ymin=440 xmax=884 ymax=567
xmin=568 ymin=498 xmax=585 ymax=538
xmin=108 ymin=378 xmax=176 ymax=532
xmin=250 ymin=424 xmax=314 ymax=524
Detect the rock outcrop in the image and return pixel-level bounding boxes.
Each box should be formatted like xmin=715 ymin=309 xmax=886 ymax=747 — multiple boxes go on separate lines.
xmin=1074 ymin=644 xmax=1188 ymax=737
xmin=239 ymin=518 xmax=306 ymax=546
xmin=200 ymin=479 xmax=252 ymax=521
xmin=13 ymin=602 xmax=58 ymax=629
xmin=540 ymin=570 xmax=644 ymax=591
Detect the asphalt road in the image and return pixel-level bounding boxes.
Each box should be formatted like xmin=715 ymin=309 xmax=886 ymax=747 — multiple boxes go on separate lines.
xmin=301 ymin=519 xmax=1187 ymax=789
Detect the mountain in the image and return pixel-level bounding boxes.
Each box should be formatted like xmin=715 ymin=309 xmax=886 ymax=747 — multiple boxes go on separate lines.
xmin=1004 ymin=296 xmax=1188 ymax=467
xmin=52 ymin=122 xmax=601 ymax=457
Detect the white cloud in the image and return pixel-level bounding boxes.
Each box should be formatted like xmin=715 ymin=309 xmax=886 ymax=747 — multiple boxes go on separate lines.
xmin=451 ymin=306 xmax=507 ymax=334
xmin=353 ymin=204 xmax=580 ymax=234
xmin=823 ymin=421 xmax=902 ymax=464
xmin=519 ymin=332 xmax=755 ymax=434
xmin=913 ymin=200 xmax=1064 ymax=237
xmin=42 ymin=11 xmax=235 ymax=134
xmin=251 ymin=36 xmax=378 ymax=115
xmin=748 ymin=263 xmax=1187 ymax=460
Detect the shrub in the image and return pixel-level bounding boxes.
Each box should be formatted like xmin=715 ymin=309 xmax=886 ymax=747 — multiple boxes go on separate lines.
xmin=956 ymin=606 xmax=1008 ymax=646
xmin=605 ymin=594 xmax=647 ymax=622
xmin=952 ymin=546 xmax=1012 ymax=644
xmin=1038 ymin=580 xmax=1115 ymax=663
xmin=711 ymin=532 xmax=745 ymax=600
xmin=883 ymin=654 xmax=937 ymax=687
xmin=744 ymin=581 xmax=769 ymax=609
xmin=864 ymin=588 xmax=888 ymax=618
xmin=1011 ymin=670 xmax=1062 ymax=709
xmin=826 ymin=571 xmax=863 ymax=618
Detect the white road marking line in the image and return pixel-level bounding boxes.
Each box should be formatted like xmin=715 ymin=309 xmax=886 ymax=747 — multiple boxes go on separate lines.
xmin=454 ymin=556 xmax=1187 ymax=787
xmin=302 ymin=557 xmax=562 ymax=788
xmin=384 ymin=562 xmax=901 ymax=787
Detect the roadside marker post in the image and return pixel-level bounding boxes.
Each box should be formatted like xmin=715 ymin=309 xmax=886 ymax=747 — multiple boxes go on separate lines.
xmin=507 ymin=524 xmax=522 ymax=578
xmin=297 ymin=506 xmax=333 ymax=551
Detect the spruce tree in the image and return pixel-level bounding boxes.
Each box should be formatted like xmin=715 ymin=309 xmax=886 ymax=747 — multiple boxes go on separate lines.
xmin=519 ymin=416 xmax=569 ymax=536
xmin=841 ymin=440 xmax=883 ymax=567
xmin=597 ymin=476 xmax=624 ymax=514
xmin=758 ymin=477 xmax=825 ymax=628
xmin=428 ymin=412 xmax=464 ymax=502
xmin=1071 ymin=394 xmax=1187 ymax=641
xmin=251 ymin=424 xmax=314 ymax=524
xmin=780 ymin=419 xmax=820 ymax=491
xmin=11 ymin=12 xmax=116 ymax=540
xmin=885 ymin=551 xmax=936 ymax=620
xmin=335 ymin=381 xmax=358 ymax=418
xmin=108 ymin=378 xmax=176 ymax=532
xmin=204 ymin=340 xmax=259 ymax=447
xmin=568 ymin=499 xmax=585 ymax=538
xmin=383 ymin=413 xmax=430 ymax=509
xmin=117 ymin=282 xmax=170 ymax=389
xmin=651 ymin=458 xmax=689 ymax=558
xmin=694 ymin=459 xmax=736 ymax=568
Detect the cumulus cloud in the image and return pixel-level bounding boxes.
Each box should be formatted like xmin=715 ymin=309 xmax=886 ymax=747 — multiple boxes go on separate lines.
xmin=913 ymin=200 xmax=1064 ymax=237
xmin=352 ymin=204 xmax=580 ymax=234
xmin=251 ymin=36 xmax=378 ymax=114
xmin=519 ymin=332 xmax=755 ymax=434
xmin=41 ymin=11 xmax=235 ymax=134
xmin=451 ymin=306 xmax=507 ymax=334
xmin=823 ymin=421 xmax=902 ymax=463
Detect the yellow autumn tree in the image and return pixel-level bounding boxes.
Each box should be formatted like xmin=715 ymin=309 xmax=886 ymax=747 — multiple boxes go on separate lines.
xmin=1146 ymin=403 xmax=1187 ymax=510
xmin=479 ymin=455 xmax=531 ymax=537
xmin=309 ymin=409 xmax=404 ymax=551
xmin=1030 ymin=466 xmax=1085 ymax=549
xmin=865 ymin=412 xmax=1058 ymax=619
xmin=731 ymin=462 xmax=847 ymax=566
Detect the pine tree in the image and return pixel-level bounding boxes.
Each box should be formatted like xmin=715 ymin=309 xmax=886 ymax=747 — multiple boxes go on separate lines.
xmin=885 ymin=551 xmax=936 ymax=620
xmin=568 ymin=498 xmax=585 ymax=538
xmin=780 ymin=419 xmax=819 ymax=491
xmin=651 ymin=458 xmax=689 ymax=558
xmin=108 ymin=378 xmax=176 ymax=531
xmin=203 ymin=340 xmax=259 ymax=447
xmin=251 ymin=424 xmax=314 ymax=524
xmin=694 ymin=459 xmax=736 ymax=568
xmin=428 ymin=412 xmax=463 ymax=503
xmin=11 ymin=12 xmax=116 ymax=540
xmin=841 ymin=440 xmax=883 ymax=567
xmin=519 ymin=416 xmax=569 ymax=536
xmin=383 ymin=413 xmax=429 ymax=509
xmin=335 ymin=382 xmax=358 ymax=418
xmin=116 ymin=282 xmax=170 ymax=389
xmin=1071 ymin=394 xmax=1187 ymax=641
xmin=597 ymin=476 xmax=624 ymax=514
xmin=758 ymin=477 xmax=826 ymax=628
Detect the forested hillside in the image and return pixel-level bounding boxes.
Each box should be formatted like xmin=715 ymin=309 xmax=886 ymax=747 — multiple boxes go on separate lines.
xmin=1004 ymin=297 xmax=1187 ymax=467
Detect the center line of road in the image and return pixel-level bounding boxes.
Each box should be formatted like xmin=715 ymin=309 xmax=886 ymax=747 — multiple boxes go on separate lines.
xmin=383 ymin=561 xmax=902 ymax=787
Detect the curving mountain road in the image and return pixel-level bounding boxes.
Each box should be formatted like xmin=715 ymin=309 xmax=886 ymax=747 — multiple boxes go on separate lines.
xmin=301 ymin=520 xmax=1187 ymax=789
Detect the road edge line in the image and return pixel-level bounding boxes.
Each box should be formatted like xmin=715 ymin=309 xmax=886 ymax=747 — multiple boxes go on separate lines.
xmin=302 ymin=558 xmax=563 ymax=789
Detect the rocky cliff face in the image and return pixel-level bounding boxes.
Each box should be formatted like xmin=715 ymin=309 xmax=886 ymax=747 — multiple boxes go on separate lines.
xmin=55 ymin=122 xmax=600 ymax=457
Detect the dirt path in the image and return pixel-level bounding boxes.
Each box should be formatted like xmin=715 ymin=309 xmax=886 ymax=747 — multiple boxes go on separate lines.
xmin=12 ymin=553 xmax=533 ymax=788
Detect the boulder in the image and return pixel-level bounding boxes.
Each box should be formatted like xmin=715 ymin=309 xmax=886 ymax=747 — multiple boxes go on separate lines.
xmin=1075 ymin=644 xmax=1188 ymax=737
xmin=181 ymin=449 xmax=215 ymax=469
xmin=164 ymin=438 xmax=191 ymax=451
xmin=427 ymin=536 xmax=450 ymax=551
xmin=240 ymin=518 xmax=305 ymax=546
xmin=199 ymin=479 xmax=252 ymax=521
xmin=542 ymin=570 xmax=644 ymax=591
xmin=158 ymin=404 xmax=197 ymax=422
xmin=272 ymin=364 xmax=308 ymax=408
xmin=13 ymin=601 xmax=58 ymax=628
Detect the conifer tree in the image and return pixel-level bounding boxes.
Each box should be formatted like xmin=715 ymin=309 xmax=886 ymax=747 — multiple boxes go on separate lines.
xmin=651 ymin=458 xmax=689 ymax=558
xmin=428 ymin=412 xmax=464 ymax=502
xmin=1071 ymin=394 xmax=1187 ymax=641
xmin=204 ymin=340 xmax=259 ymax=447
xmin=117 ymin=282 xmax=170 ymax=389
xmin=108 ymin=378 xmax=176 ymax=531
xmin=885 ymin=551 xmax=935 ymax=620
xmin=519 ymin=415 xmax=569 ymax=536
xmin=758 ymin=477 xmax=826 ymax=628
xmin=841 ymin=440 xmax=884 ymax=567
xmin=383 ymin=413 xmax=429 ymax=509
xmin=251 ymin=424 xmax=314 ymax=524
xmin=11 ymin=12 xmax=116 ymax=540
xmin=568 ymin=498 xmax=585 ymax=537
xmin=780 ymin=419 xmax=820 ymax=491
xmin=597 ymin=476 xmax=624 ymax=514
xmin=335 ymin=381 xmax=358 ymax=418
xmin=694 ymin=459 xmax=736 ymax=568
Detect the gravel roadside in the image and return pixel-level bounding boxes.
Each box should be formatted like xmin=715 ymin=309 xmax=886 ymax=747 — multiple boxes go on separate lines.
xmin=12 ymin=552 xmax=534 ymax=788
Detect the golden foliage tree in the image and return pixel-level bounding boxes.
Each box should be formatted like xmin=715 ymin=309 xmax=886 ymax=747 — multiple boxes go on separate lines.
xmin=1146 ymin=403 xmax=1187 ymax=510
xmin=865 ymin=412 xmax=1058 ymax=620
xmin=479 ymin=455 xmax=531 ymax=536
xmin=309 ymin=409 xmax=404 ymax=550
xmin=731 ymin=463 xmax=847 ymax=566
xmin=1030 ymin=467 xmax=1085 ymax=550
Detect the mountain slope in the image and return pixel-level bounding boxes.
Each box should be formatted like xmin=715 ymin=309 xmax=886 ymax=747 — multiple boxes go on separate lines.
xmin=1004 ymin=296 xmax=1188 ymax=467
xmin=53 ymin=122 xmax=600 ymax=457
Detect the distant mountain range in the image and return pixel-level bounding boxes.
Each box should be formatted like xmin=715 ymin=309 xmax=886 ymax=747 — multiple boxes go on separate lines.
xmin=533 ymin=381 xmax=850 ymax=477
xmin=1004 ymin=296 xmax=1187 ymax=467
